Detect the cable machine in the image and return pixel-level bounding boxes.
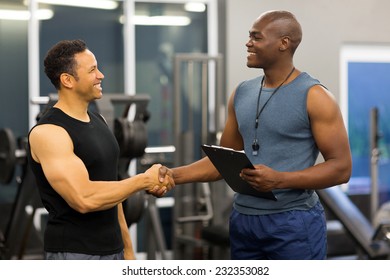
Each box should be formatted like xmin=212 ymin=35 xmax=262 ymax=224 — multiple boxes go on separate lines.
xmin=172 ymin=53 xmax=231 ymax=259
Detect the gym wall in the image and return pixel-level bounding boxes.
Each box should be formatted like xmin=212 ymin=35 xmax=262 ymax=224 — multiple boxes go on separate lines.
xmin=225 ymin=0 xmax=390 ymax=103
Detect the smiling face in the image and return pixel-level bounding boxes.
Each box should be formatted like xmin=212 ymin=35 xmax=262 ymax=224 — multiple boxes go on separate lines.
xmin=72 ymin=49 xmax=105 ymax=101
xmin=245 ymin=11 xmax=302 ymax=70
xmin=246 ymin=18 xmax=281 ymax=69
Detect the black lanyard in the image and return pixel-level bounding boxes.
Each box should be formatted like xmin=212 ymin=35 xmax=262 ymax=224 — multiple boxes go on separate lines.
xmin=252 ymin=67 xmax=295 ymax=155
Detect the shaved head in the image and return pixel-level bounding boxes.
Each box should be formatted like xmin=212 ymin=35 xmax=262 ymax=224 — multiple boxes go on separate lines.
xmin=256 ymin=10 xmax=302 ymax=54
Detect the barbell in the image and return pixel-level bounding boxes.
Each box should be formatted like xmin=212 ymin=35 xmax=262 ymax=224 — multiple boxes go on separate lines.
xmin=0 ymin=128 xmax=26 ymax=185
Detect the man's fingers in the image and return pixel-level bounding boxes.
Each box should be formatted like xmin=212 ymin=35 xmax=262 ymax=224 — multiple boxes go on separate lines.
xmin=158 ymin=165 xmax=168 ymax=182
xmin=147 ymin=186 xmax=167 ymax=197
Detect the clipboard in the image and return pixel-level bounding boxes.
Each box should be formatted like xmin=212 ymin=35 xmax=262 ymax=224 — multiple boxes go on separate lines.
xmin=201 ymin=144 xmax=277 ymax=200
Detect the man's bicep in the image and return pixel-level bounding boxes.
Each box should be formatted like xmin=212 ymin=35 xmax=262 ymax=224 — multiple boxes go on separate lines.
xmin=30 ymin=125 xmax=90 ymax=201
xmin=308 ymin=86 xmax=350 ymax=160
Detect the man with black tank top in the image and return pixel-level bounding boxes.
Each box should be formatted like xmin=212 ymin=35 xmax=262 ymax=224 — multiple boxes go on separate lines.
xmin=28 ymin=39 xmax=174 ymax=260
xmin=170 ymin=10 xmax=352 ymax=259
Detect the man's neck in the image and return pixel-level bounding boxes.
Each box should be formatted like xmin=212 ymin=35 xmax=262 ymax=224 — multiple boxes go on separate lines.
xmin=54 ymin=95 xmax=90 ymax=122
xmin=263 ymin=66 xmax=298 ymax=88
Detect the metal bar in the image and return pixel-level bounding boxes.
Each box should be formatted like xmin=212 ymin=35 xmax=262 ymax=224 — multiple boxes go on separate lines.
xmin=201 ymin=61 xmax=208 ymax=144
xmin=176 ymin=183 xmax=213 ymax=223
xmin=174 ymin=53 xmax=221 ymax=61
xmin=173 ymin=56 xmax=182 ymax=165
xmin=124 ymin=0 xmax=135 ymax=95
xmin=28 ymin=0 xmax=40 ymax=129
xmin=370 ymin=107 xmax=380 ymax=224
xmin=216 ymin=55 xmax=225 ymax=133
xmin=187 ymin=61 xmax=194 ymax=132
xmin=30 ymin=96 xmax=50 ymax=105
xmin=144 ymin=146 xmax=176 ymax=154
xmin=147 ymin=197 xmax=168 ymax=260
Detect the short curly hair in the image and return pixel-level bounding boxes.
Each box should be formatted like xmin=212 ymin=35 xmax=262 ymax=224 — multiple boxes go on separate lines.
xmin=43 ymin=39 xmax=88 ymax=90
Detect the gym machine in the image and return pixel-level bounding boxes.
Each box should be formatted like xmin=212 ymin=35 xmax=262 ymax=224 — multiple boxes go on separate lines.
xmin=93 ymin=93 xmax=151 ymax=226
xmin=0 ymin=128 xmax=42 ymax=259
xmin=319 ymin=107 xmax=390 ymax=259
xmin=0 ymin=129 xmax=27 ymax=186
xmin=318 ymin=186 xmax=390 ymax=259
xmin=137 ymin=145 xmax=176 ymax=260
xmin=0 ymin=93 xmax=152 ymax=259
xmin=172 ymin=53 xmax=231 ymax=259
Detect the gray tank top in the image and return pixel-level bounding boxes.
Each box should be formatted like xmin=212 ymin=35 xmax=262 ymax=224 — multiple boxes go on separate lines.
xmin=233 ymin=72 xmax=322 ymax=215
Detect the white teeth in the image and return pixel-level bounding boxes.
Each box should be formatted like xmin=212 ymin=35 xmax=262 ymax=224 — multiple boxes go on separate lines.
xmin=94 ymin=85 xmax=102 ymax=91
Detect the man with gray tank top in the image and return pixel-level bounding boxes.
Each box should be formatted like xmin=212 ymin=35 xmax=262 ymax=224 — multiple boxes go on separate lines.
xmin=171 ymin=10 xmax=352 ymax=259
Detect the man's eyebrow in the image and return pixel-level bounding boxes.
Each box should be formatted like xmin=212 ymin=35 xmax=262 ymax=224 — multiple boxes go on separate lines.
xmin=249 ymin=30 xmax=262 ymax=36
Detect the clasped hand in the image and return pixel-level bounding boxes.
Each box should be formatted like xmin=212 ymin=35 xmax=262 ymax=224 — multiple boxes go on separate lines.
xmin=147 ymin=164 xmax=175 ymax=197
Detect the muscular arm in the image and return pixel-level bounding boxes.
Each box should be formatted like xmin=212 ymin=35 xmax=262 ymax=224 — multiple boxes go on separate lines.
xmin=302 ymin=85 xmax=352 ymax=187
xmin=117 ymin=203 xmax=136 ymax=260
xmin=241 ymin=85 xmax=352 ymax=190
xmin=29 ymin=124 xmax=169 ymax=213
xmin=172 ymin=156 xmax=220 ymax=185
xmin=172 ymin=88 xmax=244 ymax=185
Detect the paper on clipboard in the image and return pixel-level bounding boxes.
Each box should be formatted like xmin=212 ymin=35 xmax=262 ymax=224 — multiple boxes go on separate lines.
xmin=201 ymin=144 xmax=277 ymax=200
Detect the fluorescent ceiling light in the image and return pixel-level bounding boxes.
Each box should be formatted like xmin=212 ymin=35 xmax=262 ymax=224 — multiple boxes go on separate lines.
xmin=132 ymin=15 xmax=191 ymax=26
xmin=184 ymin=2 xmax=206 ymax=12
xmin=0 ymin=9 xmax=53 ymax=20
xmin=36 ymin=0 xmax=118 ymax=10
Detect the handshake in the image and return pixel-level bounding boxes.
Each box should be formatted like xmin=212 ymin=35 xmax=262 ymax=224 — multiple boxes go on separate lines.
xmin=143 ymin=164 xmax=175 ymax=197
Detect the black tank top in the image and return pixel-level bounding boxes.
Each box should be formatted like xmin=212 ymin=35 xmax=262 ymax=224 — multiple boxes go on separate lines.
xmin=27 ymin=107 xmax=123 ymax=255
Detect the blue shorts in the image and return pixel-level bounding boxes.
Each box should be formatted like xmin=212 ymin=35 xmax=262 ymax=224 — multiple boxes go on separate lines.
xmin=229 ymin=202 xmax=327 ymax=260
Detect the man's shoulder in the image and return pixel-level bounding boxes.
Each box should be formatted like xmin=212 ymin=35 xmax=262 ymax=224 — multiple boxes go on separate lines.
xmin=237 ymin=75 xmax=262 ymax=91
xmin=242 ymin=75 xmax=262 ymax=84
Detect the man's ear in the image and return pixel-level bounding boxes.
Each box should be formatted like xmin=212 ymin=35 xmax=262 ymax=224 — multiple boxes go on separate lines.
xmin=279 ymin=36 xmax=291 ymax=51
xmin=59 ymin=73 xmax=73 ymax=89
